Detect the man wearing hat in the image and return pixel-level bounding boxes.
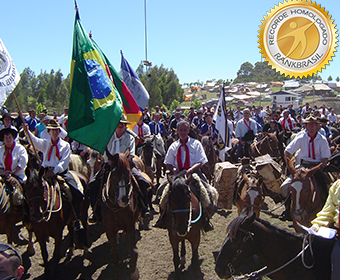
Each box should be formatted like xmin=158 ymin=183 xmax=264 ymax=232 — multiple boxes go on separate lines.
xmin=262 ymin=111 xmax=283 ymax=133
xmin=132 ymin=115 xmax=151 ymax=147
xmin=0 ymin=243 xmax=24 ymax=280
xmin=200 ymin=112 xmax=216 ymax=139
xmin=280 ymin=115 xmax=331 ymax=220
xmin=0 ymin=114 xmax=18 ymax=146
xmin=26 ymin=119 xmax=84 ymax=230
xmin=279 ymin=109 xmax=296 ymax=131
xmin=148 ymin=112 xmax=166 ymax=136
xmin=0 ymin=128 xmax=27 ymax=206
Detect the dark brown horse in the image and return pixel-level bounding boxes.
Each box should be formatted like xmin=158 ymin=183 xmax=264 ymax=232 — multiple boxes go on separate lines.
xmin=25 ymin=167 xmax=88 ymax=278
xmin=215 ymin=210 xmax=334 ymax=280
xmin=286 ymin=159 xmax=329 ymax=233
xmin=233 ymin=167 xmax=264 ymax=218
xmin=201 ymin=135 xmax=217 ymax=183
xmin=101 ymin=152 xmax=141 ymax=280
xmin=165 ymin=174 xmax=203 ymax=276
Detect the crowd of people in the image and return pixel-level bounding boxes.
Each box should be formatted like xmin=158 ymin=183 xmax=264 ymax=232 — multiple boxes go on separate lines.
xmin=1 ymin=99 xmax=340 ymax=278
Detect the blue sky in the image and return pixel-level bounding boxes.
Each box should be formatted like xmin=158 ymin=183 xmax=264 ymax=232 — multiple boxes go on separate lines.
xmin=1 ymin=0 xmax=339 ymax=84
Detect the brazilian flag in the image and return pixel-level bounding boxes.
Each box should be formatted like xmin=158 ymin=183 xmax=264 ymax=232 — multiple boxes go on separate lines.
xmin=68 ymin=9 xmax=123 ymax=154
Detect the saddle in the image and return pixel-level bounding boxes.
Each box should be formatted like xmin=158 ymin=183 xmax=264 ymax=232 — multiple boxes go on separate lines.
xmin=1 ymin=176 xmax=24 ymax=207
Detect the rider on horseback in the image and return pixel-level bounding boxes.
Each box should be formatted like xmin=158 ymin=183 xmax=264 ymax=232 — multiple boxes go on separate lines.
xmin=26 ymin=120 xmax=84 ymax=231
xmin=86 ymin=114 xmax=151 ymax=223
xmin=0 ymin=128 xmax=27 ymax=207
xmin=280 ymin=115 xmax=331 ymax=220
xmin=154 ymin=120 xmax=214 ymax=231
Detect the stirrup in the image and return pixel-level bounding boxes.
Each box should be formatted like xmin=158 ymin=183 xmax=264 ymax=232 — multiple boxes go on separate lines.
xmin=73 ymin=219 xmax=84 ymax=231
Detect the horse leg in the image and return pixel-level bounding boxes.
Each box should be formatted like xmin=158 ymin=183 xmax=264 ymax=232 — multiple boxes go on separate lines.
xmin=36 ymin=236 xmax=50 ymax=275
xmin=190 ymin=232 xmax=200 ymax=270
xmin=170 ymin=237 xmax=181 ymax=273
xmin=179 ymin=239 xmax=186 ymax=269
xmin=26 ymin=224 xmax=35 ymax=256
xmin=127 ymin=228 xmax=139 ymax=280
xmin=66 ymin=225 xmax=75 ymax=258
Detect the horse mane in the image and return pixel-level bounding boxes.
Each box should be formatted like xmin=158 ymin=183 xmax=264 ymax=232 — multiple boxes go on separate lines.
xmin=110 ymin=153 xmax=131 ymax=173
xmin=170 ymin=176 xmax=191 ymax=202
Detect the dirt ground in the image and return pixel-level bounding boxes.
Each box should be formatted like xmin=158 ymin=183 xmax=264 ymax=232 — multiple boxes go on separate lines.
xmin=0 ymin=195 xmax=296 ymax=280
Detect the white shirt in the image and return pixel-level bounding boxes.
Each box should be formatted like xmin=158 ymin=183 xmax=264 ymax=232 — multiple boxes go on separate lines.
xmin=164 ymin=137 xmax=208 ymax=169
xmin=28 ymin=131 xmax=70 ymax=174
xmin=285 ymin=131 xmax=330 ymax=163
xmin=132 ymin=123 xmax=150 ymax=138
xmin=328 ymin=114 xmax=338 ymax=123
xmin=278 ymin=117 xmax=296 ymax=130
xmin=0 ymin=143 xmax=28 ymax=181
xmin=105 ymin=131 xmax=135 ymax=162
xmin=235 ymin=118 xmax=258 ymax=138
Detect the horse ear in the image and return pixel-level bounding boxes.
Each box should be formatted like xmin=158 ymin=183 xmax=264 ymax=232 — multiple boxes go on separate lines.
xmin=167 ymin=173 xmax=173 ymax=184
xmin=38 ymin=167 xmax=45 ymax=179
xmin=184 ymin=173 xmax=192 ymax=184
xmin=242 ymin=173 xmax=249 ymax=183
xmin=105 ymin=148 xmax=115 ymax=161
xmin=306 ymin=163 xmax=323 ymax=178
xmin=241 ymin=211 xmax=256 ymax=230
xmin=286 ymin=157 xmax=296 ymax=175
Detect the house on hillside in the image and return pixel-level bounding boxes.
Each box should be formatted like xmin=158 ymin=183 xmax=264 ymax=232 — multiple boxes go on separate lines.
xmin=283 ymin=80 xmax=300 ymax=90
xmin=272 ymin=90 xmax=301 ymax=108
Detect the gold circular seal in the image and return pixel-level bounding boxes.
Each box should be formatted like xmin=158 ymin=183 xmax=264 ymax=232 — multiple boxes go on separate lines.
xmin=258 ymin=0 xmax=338 ymax=78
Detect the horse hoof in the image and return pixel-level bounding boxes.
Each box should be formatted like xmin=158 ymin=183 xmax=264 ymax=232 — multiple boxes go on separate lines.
xmin=27 ymin=246 xmax=35 ymax=256
xmin=131 ymin=268 xmax=139 ymax=280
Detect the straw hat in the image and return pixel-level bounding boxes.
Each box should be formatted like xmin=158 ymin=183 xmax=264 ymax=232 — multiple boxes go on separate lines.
xmin=301 ymin=115 xmax=321 ymax=124
xmin=46 ymin=119 xmax=61 ymax=130
xmin=119 ymin=114 xmax=131 ymax=125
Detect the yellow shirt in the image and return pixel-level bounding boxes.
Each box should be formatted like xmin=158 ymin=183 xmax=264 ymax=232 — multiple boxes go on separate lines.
xmin=311 ymin=179 xmax=340 ymax=230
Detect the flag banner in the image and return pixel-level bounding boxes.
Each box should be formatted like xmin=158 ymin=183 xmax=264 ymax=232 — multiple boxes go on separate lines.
xmin=213 ymin=87 xmax=229 ymax=161
xmin=68 ymin=10 xmax=123 ymax=154
xmin=0 ymin=38 xmax=20 ymax=106
xmin=90 ymin=41 xmax=142 ymax=130
xmin=120 ymin=51 xmax=149 ymax=110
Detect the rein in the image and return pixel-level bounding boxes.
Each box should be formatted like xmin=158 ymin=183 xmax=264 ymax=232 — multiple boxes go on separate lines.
xmin=229 ymin=230 xmax=314 ymax=280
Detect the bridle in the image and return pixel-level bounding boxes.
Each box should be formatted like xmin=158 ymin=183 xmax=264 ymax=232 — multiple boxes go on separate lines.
xmin=227 ymin=229 xmax=314 ymax=280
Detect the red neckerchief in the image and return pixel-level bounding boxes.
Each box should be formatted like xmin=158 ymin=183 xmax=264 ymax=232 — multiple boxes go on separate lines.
xmin=243 ymin=118 xmax=251 ymax=131
xmin=281 ymin=117 xmax=293 ymax=130
xmin=4 ymin=142 xmax=15 ymax=171
xmin=308 ymin=133 xmax=317 ymax=160
xmin=137 ymin=123 xmax=144 ymax=137
xmin=48 ymin=138 xmax=61 ymax=161
xmin=176 ymin=137 xmax=190 ymax=171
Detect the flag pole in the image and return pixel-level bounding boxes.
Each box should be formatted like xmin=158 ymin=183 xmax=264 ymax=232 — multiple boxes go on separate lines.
xmin=11 ymin=91 xmax=41 ymax=166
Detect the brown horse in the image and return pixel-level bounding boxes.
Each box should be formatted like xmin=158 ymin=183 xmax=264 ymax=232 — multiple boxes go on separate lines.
xmin=101 ymin=152 xmax=141 ymax=280
xmin=286 ymin=159 xmax=329 ymax=233
xmin=249 ymin=132 xmax=283 ymax=161
xmin=201 ymin=135 xmax=217 ymax=183
xmin=233 ymin=167 xmax=264 ymax=218
xmin=25 ymin=167 xmax=88 ymax=278
xmin=165 ymin=174 xmax=203 ymax=276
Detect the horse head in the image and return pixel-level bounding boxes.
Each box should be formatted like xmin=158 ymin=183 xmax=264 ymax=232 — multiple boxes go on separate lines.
xmin=153 ymin=134 xmax=166 ymax=158
xmin=105 ymin=151 xmax=132 ymax=208
xmin=25 ymin=168 xmax=48 ymax=222
xmin=215 ymin=210 xmax=256 ymax=279
xmin=288 ymin=163 xmax=322 ymax=226
xmin=168 ymin=173 xmax=192 ymax=237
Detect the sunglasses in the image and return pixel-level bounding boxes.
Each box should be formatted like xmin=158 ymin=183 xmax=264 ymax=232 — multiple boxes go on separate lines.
xmin=0 ymin=244 xmax=22 ymax=265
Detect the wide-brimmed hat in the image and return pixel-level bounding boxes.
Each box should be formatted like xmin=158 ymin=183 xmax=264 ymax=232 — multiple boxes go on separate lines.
xmin=119 ymin=114 xmax=131 ymax=125
xmin=318 ymin=117 xmax=328 ymax=123
xmin=0 ymin=127 xmax=18 ymax=141
xmin=1 ymin=113 xmax=14 ymax=121
xmin=0 ymin=243 xmax=22 ymax=265
xmin=43 ymin=115 xmax=53 ymax=122
xmin=204 ymin=112 xmax=213 ymax=118
xmin=46 ymin=119 xmax=61 ymax=130
xmin=302 ymin=115 xmax=321 ymax=124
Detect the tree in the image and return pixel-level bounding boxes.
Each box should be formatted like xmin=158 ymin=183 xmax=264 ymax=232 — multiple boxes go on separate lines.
xmin=328 ymin=75 xmax=333 ymax=81
xmin=336 ymin=76 xmax=340 ymax=82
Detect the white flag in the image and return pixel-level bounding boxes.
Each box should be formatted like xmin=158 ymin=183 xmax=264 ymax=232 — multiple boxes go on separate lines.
xmin=0 ymin=38 xmax=20 ymax=106
xmin=213 ymin=87 xmax=229 ymax=161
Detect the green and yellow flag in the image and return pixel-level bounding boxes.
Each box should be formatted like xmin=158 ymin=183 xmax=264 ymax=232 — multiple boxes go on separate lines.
xmin=68 ymin=9 xmax=123 ymax=154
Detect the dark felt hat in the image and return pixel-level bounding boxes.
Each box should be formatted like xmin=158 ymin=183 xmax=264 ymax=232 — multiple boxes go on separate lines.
xmin=0 ymin=127 xmax=18 ymax=141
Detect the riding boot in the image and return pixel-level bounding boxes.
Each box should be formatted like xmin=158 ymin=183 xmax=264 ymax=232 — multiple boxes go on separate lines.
xmin=279 ymin=196 xmax=292 ymax=221
xmin=153 ymin=210 xmax=167 ymax=229
xmin=202 ymin=210 xmax=214 ymax=232
xmin=70 ymin=188 xmax=84 ymax=231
